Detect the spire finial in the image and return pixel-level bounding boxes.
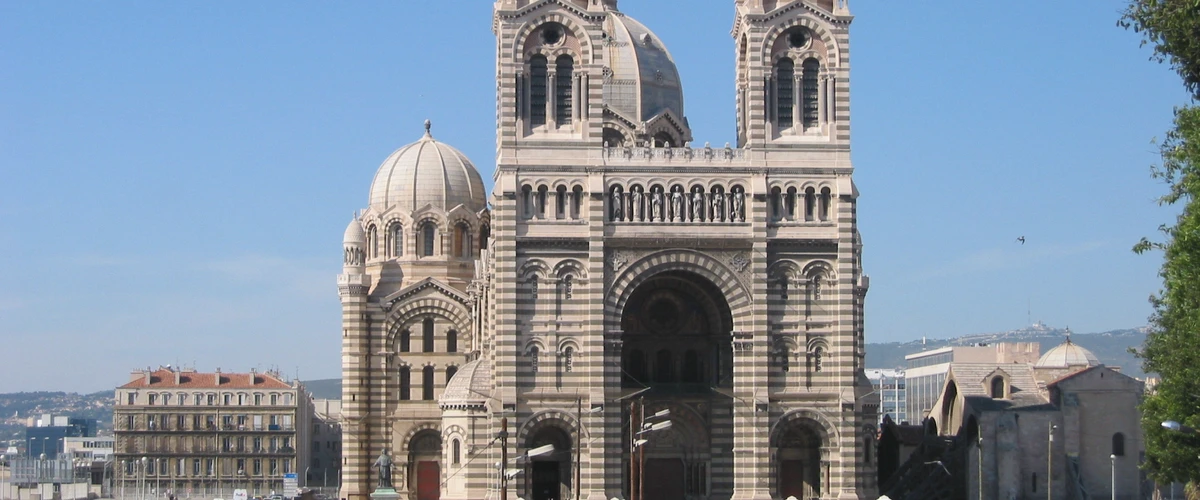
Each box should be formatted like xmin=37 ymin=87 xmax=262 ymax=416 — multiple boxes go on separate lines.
xmin=424 ymin=119 xmax=432 ymax=137
xmin=1065 ymin=326 xmax=1072 ymax=343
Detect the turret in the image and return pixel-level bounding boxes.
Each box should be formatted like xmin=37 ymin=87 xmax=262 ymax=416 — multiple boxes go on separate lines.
xmin=342 ymin=215 xmax=366 ymax=274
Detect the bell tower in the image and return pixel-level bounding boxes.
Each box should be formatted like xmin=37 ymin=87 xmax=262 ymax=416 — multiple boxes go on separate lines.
xmin=493 ymin=0 xmax=607 ymax=152
xmin=734 ymin=0 xmax=852 ymax=149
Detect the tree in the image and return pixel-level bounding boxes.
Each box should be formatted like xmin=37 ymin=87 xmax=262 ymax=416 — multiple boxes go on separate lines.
xmin=1124 ymin=0 xmax=1200 ymax=487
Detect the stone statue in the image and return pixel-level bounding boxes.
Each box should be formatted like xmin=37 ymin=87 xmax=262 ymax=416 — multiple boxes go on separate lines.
xmin=650 ymin=188 xmax=663 ymax=221
xmin=611 ymin=189 xmax=624 ymax=221
xmin=712 ymin=192 xmax=724 ymax=222
xmin=733 ymin=189 xmax=745 ymax=221
xmin=670 ymin=188 xmax=684 ymax=222
xmin=691 ymin=190 xmax=704 ymax=222
xmin=373 ymin=449 xmax=394 ymax=489
xmin=631 ymin=187 xmax=644 ymax=221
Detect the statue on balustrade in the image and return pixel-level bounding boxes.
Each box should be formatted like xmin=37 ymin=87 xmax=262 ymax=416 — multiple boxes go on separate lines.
xmin=631 ymin=186 xmax=644 ymax=222
xmin=611 ymin=188 xmax=624 ymax=221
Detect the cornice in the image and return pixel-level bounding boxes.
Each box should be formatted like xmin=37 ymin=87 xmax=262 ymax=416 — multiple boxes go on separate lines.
xmin=496 ymin=0 xmax=606 ymax=24
xmin=381 ymin=277 xmax=472 ymax=310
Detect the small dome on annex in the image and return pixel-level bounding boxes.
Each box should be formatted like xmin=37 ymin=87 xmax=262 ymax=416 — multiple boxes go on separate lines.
xmin=367 ymin=120 xmax=487 ymax=214
xmin=439 ymin=358 xmax=492 ymax=409
xmin=1035 ymin=336 xmax=1101 ymax=369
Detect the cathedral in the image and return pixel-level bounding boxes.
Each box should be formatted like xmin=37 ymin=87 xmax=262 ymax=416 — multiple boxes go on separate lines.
xmin=338 ymin=1 xmax=876 ymax=499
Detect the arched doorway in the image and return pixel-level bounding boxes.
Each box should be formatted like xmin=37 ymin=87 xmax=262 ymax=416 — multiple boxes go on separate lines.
xmin=619 ymin=270 xmax=734 ymax=500
xmin=774 ymin=418 xmax=826 ymax=500
xmin=525 ymin=425 xmax=572 ymax=500
xmin=407 ymin=431 xmax=441 ymax=500
xmin=620 ymin=271 xmax=734 ymax=392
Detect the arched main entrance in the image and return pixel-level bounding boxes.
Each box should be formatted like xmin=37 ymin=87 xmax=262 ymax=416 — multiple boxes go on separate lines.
xmin=524 ymin=424 xmax=572 ymax=500
xmin=407 ymin=431 xmax=441 ymax=500
xmin=619 ymin=270 xmax=735 ymax=500
xmin=620 ymin=271 xmax=734 ymax=392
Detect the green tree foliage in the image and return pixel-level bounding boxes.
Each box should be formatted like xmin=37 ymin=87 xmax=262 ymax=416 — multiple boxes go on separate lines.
xmin=1124 ymin=0 xmax=1200 ymax=485
xmin=1120 ymin=0 xmax=1200 ymax=99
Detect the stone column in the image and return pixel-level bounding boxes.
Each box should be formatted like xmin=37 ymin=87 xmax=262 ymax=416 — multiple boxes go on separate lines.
xmin=547 ymin=70 xmax=558 ymax=129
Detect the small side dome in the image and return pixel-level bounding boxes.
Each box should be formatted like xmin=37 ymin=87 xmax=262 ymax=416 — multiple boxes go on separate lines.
xmin=343 ymin=216 xmax=366 ymax=245
xmin=368 ymin=121 xmax=487 ymax=213
xmin=440 ymin=358 xmax=492 ymax=409
xmin=1035 ymin=338 xmax=1101 ymax=368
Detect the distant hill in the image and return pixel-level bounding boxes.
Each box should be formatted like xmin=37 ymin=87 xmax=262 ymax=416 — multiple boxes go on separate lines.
xmin=303 ymin=379 xmax=341 ymax=400
xmin=0 ymin=391 xmax=114 ymax=445
xmin=866 ymin=323 xmax=1150 ymax=379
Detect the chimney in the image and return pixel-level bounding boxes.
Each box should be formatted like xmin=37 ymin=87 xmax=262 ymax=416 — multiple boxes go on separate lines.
xmin=215 ymin=368 xmax=222 ymax=386
xmin=175 ymin=370 xmax=181 ymax=385
xmin=250 ymin=368 xmax=258 ymax=385
xmin=144 ymin=370 xmax=151 ymax=385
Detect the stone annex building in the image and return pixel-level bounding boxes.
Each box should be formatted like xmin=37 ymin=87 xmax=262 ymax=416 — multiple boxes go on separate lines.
xmin=337 ymin=1 xmax=877 ymax=499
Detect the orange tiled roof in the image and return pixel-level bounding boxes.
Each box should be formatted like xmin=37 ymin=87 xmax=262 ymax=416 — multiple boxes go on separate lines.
xmin=118 ymin=369 xmax=292 ymax=390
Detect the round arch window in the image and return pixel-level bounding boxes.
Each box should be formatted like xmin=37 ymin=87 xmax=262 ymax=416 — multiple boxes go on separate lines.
xmin=541 ymin=26 xmax=563 ymax=46
xmin=788 ymin=30 xmax=809 ymax=49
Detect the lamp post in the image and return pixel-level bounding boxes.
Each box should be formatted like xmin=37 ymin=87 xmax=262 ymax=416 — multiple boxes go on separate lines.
xmin=977 ymin=436 xmax=983 ymax=500
xmin=1046 ymin=423 xmax=1056 ymax=500
xmin=1161 ymin=420 xmax=1195 ymax=500
xmin=499 ymin=418 xmax=509 ymax=500
xmin=574 ymin=398 xmax=603 ymax=500
xmin=1109 ymin=454 xmax=1116 ymax=500
xmin=630 ymin=401 xmax=670 ymax=500
xmin=140 ymin=457 xmax=148 ymax=500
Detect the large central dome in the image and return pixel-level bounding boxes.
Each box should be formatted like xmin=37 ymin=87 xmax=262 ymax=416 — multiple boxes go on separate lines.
xmin=603 ymin=10 xmax=686 ymax=124
xmin=368 ymin=121 xmax=486 ymax=213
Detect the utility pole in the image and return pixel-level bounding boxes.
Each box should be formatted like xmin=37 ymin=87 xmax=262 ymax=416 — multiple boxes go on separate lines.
xmin=499 ymin=418 xmax=509 ymax=500
xmin=637 ymin=398 xmax=645 ymax=500
xmin=628 ymin=400 xmax=639 ymax=500
xmin=575 ymin=397 xmax=581 ymax=500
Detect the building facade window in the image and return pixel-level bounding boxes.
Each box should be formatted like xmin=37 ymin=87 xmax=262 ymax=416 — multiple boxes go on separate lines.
xmin=423 ymin=318 xmax=435 ymax=353
xmin=421 ymin=223 xmax=436 ymax=257
xmin=555 ymin=55 xmax=574 ymax=125
xmin=801 ymin=58 xmax=820 ymax=128
xmin=775 ymin=58 xmax=795 ymax=128
xmin=447 ymin=329 xmax=458 ymax=353
xmin=399 ymin=367 xmax=411 ymax=401
xmin=391 ymin=224 xmax=403 ymax=257
xmin=1112 ymin=433 xmax=1125 ymax=456
xmin=422 ymin=366 xmax=435 ymax=401
xmin=530 ymin=55 xmax=548 ymax=127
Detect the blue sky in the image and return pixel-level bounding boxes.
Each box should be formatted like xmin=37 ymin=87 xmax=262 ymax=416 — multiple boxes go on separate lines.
xmin=0 ymin=1 xmax=1188 ymax=393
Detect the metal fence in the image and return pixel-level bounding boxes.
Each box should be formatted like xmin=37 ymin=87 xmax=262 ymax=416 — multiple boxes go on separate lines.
xmin=9 ymin=458 xmax=77 ymax=485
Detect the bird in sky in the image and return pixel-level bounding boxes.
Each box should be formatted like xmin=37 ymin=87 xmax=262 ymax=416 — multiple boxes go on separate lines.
xmin=1016 ymin=236 xmax=1026 ymax=245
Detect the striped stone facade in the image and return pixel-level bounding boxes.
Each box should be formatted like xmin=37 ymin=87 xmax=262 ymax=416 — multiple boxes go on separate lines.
xmin=341 ymin=1 xmax=875 ymax=500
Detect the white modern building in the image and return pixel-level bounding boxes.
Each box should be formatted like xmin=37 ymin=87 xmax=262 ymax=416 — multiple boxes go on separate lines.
xmin=865 ymin=369 xmax=906 ymax=425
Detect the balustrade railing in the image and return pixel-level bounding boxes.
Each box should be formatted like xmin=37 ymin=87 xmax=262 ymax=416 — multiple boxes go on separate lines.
xmin=602 ymin=143 xmax=745 ymax=163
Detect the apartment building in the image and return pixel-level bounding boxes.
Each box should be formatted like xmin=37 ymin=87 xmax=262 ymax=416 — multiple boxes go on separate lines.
xmin=113 ymin=368 xmax=313 ymax=498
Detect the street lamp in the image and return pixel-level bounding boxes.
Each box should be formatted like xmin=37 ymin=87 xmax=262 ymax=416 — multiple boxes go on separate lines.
xmin=140 ymin=457 xmax=148 ymax=500
xmin=1161 ymin=420 xmax=1197 ymax=434
xmin=977 ymin=437 xmax=983 ymax=500
xmin=1110 ymin=454 xmax=1116 ymax=500
xmin=1047 ymin=423 xmax=1056 ymax=500
xmin=629 ymin=403 xmax=670 ymax=500
xmin=574 ymin=399 xmax=603 ymax=500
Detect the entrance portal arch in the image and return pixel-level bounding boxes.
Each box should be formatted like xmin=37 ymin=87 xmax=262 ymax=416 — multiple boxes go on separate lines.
xmin=606 ymin=249 xmax=753 ymax=335
xmin=611 ymin=252 xmax=747 ymax=499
